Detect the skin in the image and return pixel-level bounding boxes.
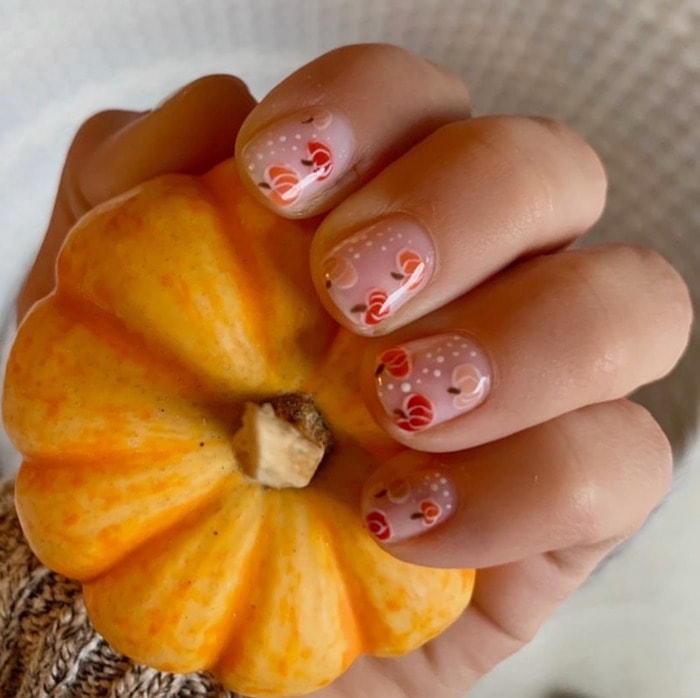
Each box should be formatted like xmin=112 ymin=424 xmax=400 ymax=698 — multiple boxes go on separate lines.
xmin=17 ymin=45 xmax=693 ymax=698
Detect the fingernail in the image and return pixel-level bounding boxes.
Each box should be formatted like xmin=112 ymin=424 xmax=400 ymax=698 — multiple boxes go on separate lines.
xmin=322 ymin=216 xmax=435 ymax=331
xmin=241 ymin=107 xmax=354 ymax=213
xmin=363 ymin=468 xmax=458 ymax=543
xmin=375 ymin=333 xmax=492 ymax=432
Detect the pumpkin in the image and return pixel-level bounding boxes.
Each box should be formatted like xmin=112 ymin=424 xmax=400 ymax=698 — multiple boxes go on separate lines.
xmin=2 ymin=158 xmax=475 ymax=697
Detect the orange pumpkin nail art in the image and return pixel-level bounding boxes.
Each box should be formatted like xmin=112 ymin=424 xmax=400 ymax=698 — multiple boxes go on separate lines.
xmin=241 ymin=107 xmax=354 ymax=213
xmin=375 ymin=334 xmax=491 ymax=432
xmin=322 ymin=216 xmax=435 ymax=332
xmin=364 ymin=469 xmax=457 ymax=543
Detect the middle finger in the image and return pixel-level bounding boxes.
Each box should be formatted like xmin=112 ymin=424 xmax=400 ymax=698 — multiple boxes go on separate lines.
xmin=313 ymin=115 xmax=607 ymax=335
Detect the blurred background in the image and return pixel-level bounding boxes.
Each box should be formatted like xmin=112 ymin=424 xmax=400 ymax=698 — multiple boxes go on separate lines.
xmin=1 ymin=1 xmax=698 ymax=696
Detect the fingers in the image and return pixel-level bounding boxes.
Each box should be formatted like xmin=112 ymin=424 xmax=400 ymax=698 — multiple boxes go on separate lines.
xmin=80 ymin=74 xmax=255 ymax=206
xmin=17 ymin=110 xmax=141 ymax=321
xmin=235 ymin=43 xmax=471 ymax=216
xmin=345 ymin=402 xmax=674 ymax=696
xmin=312 ymin=115 xmax=607 ymax=334
xmin=361 ymin=399 xmax=672 ymax=566
xmin=375 ymin=401 xmax=673 ymax=691
xmin=17 ymin=75 xmax=256 ymax=320
xmin=361 ymin=244 xmax=692 ymax=451
xmin=357 ymin=400 xmax=673 ymax=690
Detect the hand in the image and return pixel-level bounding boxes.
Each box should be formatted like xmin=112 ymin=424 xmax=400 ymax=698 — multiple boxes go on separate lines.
xmin=19 ymin=45 xmax=692 ymax=698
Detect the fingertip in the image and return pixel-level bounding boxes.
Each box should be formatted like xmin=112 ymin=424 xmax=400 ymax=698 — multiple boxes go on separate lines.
xmin=360 ymin=449 xmax=465 ymax=568
xmin=235 ymin=105 xmax=357 ymax=218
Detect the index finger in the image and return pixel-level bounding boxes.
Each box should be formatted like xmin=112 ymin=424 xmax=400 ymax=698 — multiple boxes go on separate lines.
xmin=235 ymin=43 xmax=471 ymax=217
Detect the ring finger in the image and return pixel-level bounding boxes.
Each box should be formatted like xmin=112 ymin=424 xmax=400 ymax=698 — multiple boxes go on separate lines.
xmin=361 ymin=243 xmax=691 ymax=452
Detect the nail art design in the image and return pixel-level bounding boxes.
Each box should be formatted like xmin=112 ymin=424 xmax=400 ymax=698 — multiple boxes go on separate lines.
xmin=375 ymin=334 xmax=491 ymax=432
xmin=364 ymin=469 xmax=457 ymax=543
xmin=322 ymin=218 xmax=435 ymax=330
xmin=241 ymin=107 xmax=353 ymax=211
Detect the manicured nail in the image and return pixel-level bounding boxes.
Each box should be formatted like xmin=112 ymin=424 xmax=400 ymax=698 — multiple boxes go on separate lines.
xmin=375 ymin=333 xmax=491 ymax=432
xmin=363 ymin=468 xmax=457 ymax=543
xmin=322 ymin=217 xmax=435 ymax=331
xmin=241 ymin=107 xmax=354 ymax=212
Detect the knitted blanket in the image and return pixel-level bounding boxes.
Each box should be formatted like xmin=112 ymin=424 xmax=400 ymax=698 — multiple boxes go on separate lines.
xmin=0 ymin=480 xmax=237 ymax=698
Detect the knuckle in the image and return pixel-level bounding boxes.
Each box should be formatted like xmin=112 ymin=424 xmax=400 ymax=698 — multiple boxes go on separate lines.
xmin=559 ymin=244 xmax=692 ymax=396
xmin=603 ymin=244 xmax=693 ymax=365
xmin=440 ymin=117 xmax=560 ymax=233
xmin=331 ymin=44 xmax=470 ymax=107
xmin=626 ymin=245 xmax=693 ymax=336
xmin=436 ymin=115 xmax=607 ymax=240
xmin=557 ymin=400 xmax=673 ymax=546
xmin=601 ymin=400 xmax=673 ymax=539
xmin=619 ymin=399 xmax=674 ymax=507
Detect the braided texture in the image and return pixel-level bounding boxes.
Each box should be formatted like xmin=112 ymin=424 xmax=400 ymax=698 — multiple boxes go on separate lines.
xmin=0 ymin=480 xmax=238 ymax=698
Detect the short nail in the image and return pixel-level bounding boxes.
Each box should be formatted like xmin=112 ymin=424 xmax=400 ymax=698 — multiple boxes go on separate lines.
xmin=241 ymin=107 xmax=354 ymax=212
xmin=375 ymin=333 xmax=492 ymax=432
xmin=322 ymin=217 xmax=435 ymax=331
xmin=363 ymin=468 xmax=457 ymax=543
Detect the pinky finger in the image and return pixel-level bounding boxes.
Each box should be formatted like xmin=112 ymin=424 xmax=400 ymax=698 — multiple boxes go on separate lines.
xmin=360 ymin=399 xmax=673 ymax=691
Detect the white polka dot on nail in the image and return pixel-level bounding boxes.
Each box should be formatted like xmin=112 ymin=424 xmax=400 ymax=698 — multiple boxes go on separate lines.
xmin=387 ymin=384 xmax=394 ymax=391
xmin=437 ymin=356 xmax=445 ymax=363
xmin=353 ymin=253 xmax=360 ymax=259
xmin=453 ymin=351 xmax=460 ymax=357
xmin=431 ymin=484 xmax=439 ymax=491
xmin=401 ymin=382 xmax=412 ymax=393
xmin=443 ymin=490 xmax=451 ymax=496
xmin=256 ymin=153 xmax=263 ymax=160
xmin=446 ymin=504 xmax=453 ymax=510
xmin=426 ymin=353 xmax=432 ymax=359
xmin=266 ymin=140 xmax=274 ymax=146
xmin=295 ymin=133 xmax=302 ymax=140
xmin=422 ymin=368 xmax=429 ymax=374
xmin=470 ymin=351 xmax=477 ymax=357
xmin=381 ymin=246 xmax=387 ymax=251
xmin=247 ymin=164 xmax=254 ymax=171
xmin=433 ymin=369 xmax=442 ymax=377
xmin=279 ymin=135 xmax=286 ymax=142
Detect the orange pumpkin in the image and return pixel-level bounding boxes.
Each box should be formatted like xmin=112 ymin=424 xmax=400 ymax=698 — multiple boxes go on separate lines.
xmin=2 ymin=158 xmax=475 ymax=696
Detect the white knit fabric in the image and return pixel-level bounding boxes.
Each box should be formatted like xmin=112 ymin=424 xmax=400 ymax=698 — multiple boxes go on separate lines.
xmin=0 ymin=1 xmax=698 ymax=696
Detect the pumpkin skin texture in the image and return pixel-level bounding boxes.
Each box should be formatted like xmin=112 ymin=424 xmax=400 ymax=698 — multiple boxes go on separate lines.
xmin=2 ymin=159 xmax=475 ymax=697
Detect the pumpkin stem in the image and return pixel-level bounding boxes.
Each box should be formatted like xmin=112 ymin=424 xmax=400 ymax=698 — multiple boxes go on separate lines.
xmin=232 ymin=393 xmax=333 ymax=489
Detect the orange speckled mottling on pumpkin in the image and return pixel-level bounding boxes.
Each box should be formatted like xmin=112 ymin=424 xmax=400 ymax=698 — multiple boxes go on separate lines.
xmin=2 ymin=159 xmax=475 ymax=697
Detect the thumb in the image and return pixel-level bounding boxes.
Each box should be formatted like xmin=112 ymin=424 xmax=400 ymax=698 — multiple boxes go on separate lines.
xmin=18 ymin=74 xmax=256 ymax=321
